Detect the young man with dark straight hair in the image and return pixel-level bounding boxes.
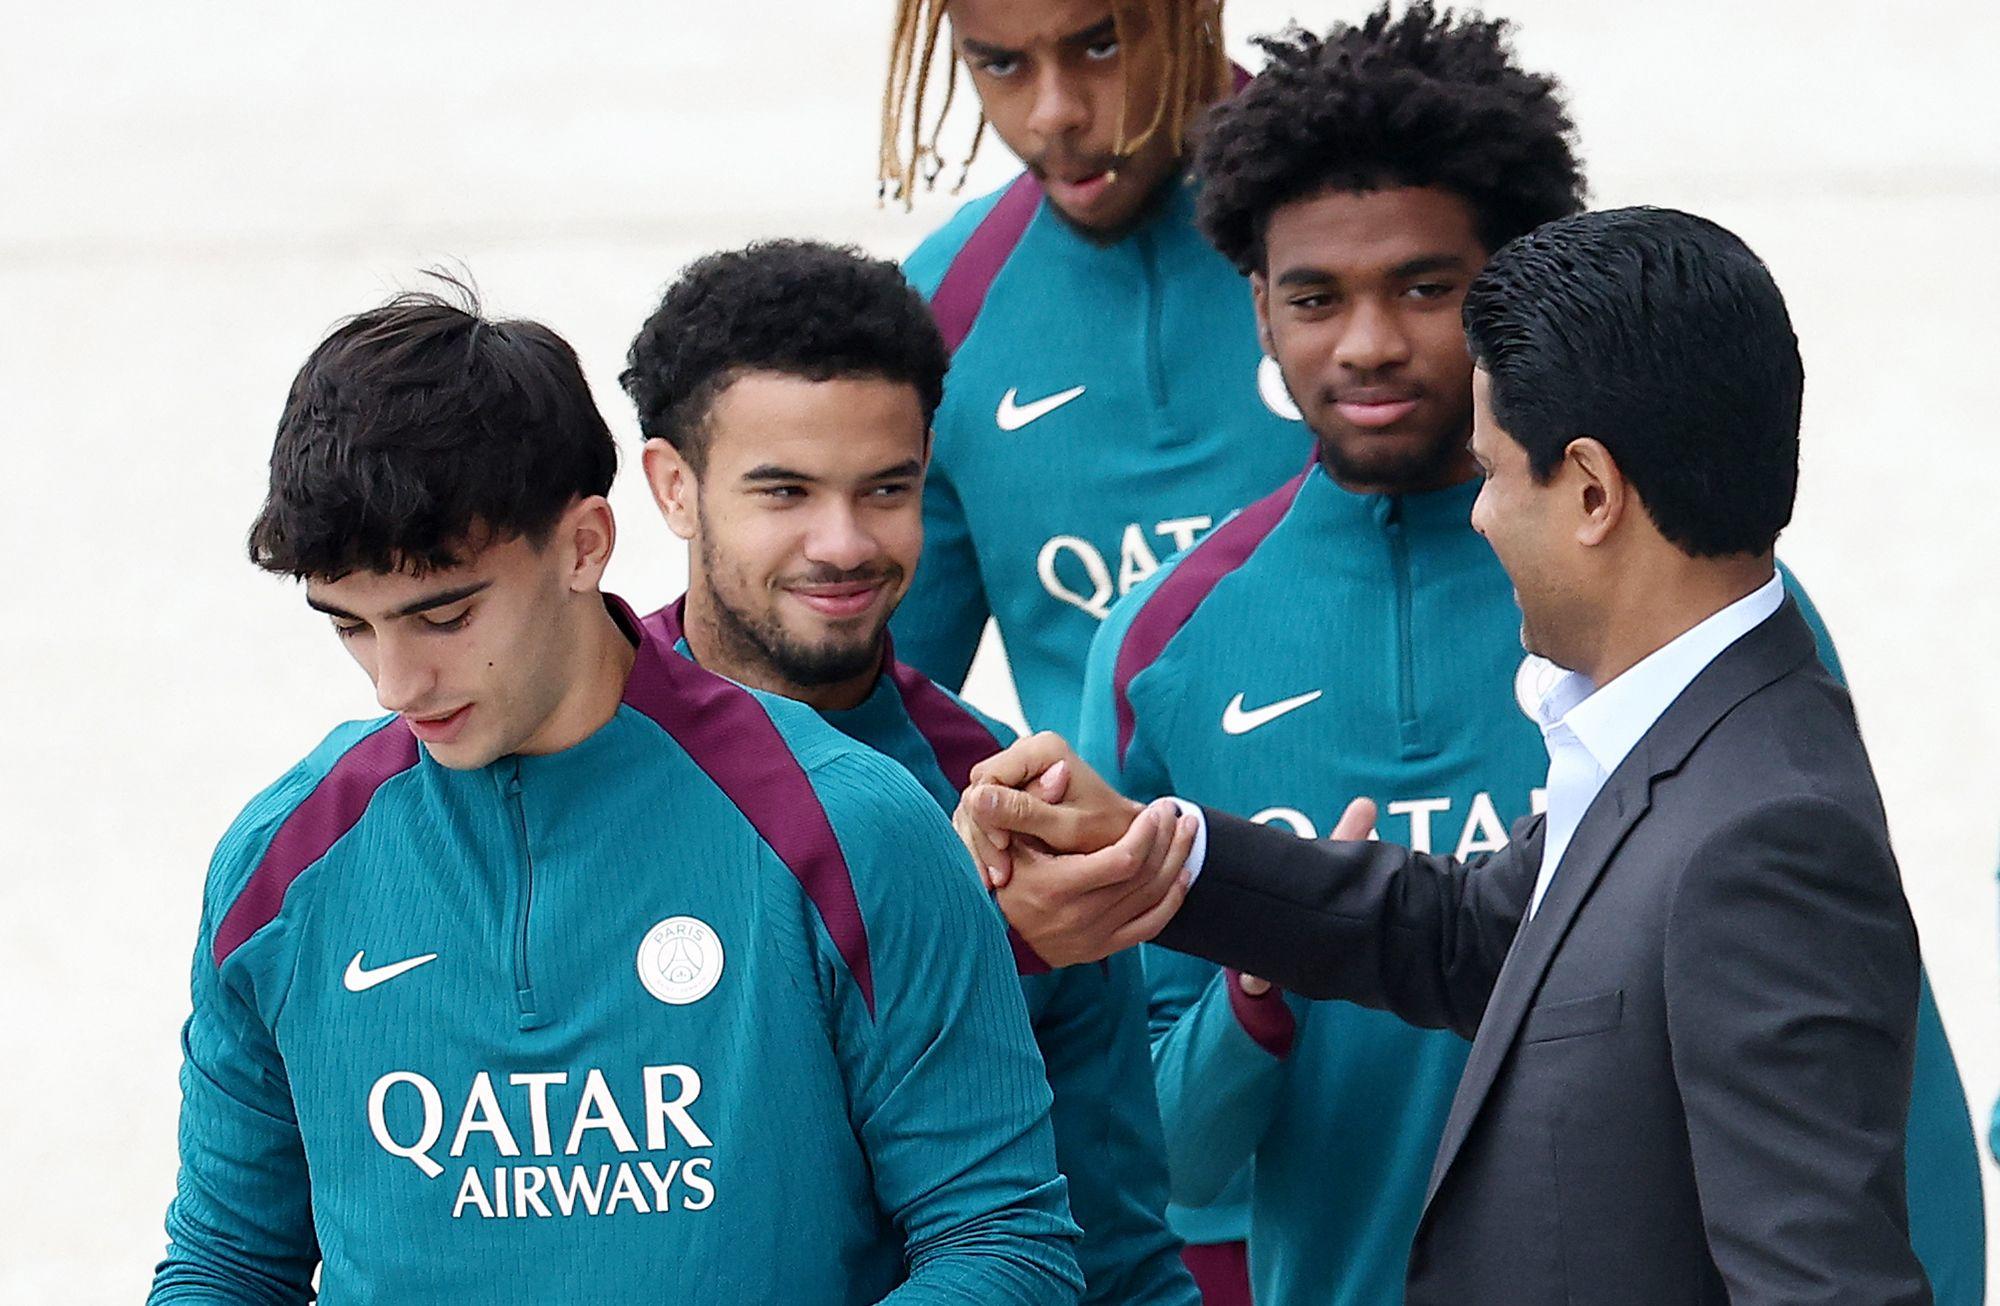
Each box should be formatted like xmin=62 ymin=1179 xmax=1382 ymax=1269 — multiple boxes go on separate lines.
xmin=622 ymin=239 xmax=1200 ymax=1306
xmin=149 ymin=283 xmax=1084 ymax=1303
xmin=961 ymin=207 xmax=1944 ymax=1305
xmin=983 ymin=10 xmax=1981 ymax=1302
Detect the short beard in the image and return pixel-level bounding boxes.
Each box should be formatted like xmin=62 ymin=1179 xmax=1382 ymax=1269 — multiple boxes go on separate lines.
xmin=700 ymin=541 xmax=891 ymax=691
xmin=712 ymin=598 xmax=882 ymax=688
xmin=1315 ymin=427 xmax=1471 ymax=496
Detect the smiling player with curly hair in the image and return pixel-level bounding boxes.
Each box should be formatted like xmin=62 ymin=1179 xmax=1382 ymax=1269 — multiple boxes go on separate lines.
xmin=623 ymin=239 xmax=1200 ymax=1306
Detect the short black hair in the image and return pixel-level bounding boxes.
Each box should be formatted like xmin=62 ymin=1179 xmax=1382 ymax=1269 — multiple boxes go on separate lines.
xmin=1464 ymin=206 xmax=1803 ymax=557
xmin=1195 ymin=4 xmax=1586 ymax=274
xmin=247 ymin=277 xmax=617 ymax=579
xmin=621 ymin=239 xmax=948 ymax=470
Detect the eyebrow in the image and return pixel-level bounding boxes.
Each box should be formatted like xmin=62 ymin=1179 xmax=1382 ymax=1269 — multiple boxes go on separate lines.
xmin=962 ymin=16 xmax=1116 ymax=61
xmin=1389 ymin=254 xmax=1474 ymax=279
xmin=866 ymin=458 xmax=925 ymax=481
xmin=960 ymin=36 xmax=1018 ymax=61
xmin=1273 ymin=253 xmax=1474 ymax=289
xmin=1060 ymin=17 xmax=1118 ymax=50
xmin=306 ymin=580 xmax=493 ymax=622
xmin=741 ymin=464 xmax=818 ymax=485
xmin=741 ymin=459 xmax=925 ymax=485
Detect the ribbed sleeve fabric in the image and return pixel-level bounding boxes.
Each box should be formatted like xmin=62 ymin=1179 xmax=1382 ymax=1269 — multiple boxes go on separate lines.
xmin=809 ymin=751 xmax=1083 ymax=1304
xmin=151 ymin=719 xmax=393 ymax=1303
xmin=1149 ymin=968 xmax=1301 ymax=1210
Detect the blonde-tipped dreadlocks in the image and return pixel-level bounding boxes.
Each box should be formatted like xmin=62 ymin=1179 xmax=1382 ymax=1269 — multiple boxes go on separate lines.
xmin=879 ymin=0 xmax=1230 ymax=207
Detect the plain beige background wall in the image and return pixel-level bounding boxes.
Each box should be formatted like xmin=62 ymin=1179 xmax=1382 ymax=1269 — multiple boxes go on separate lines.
xmin=3 ymin=2 xmax=1995 ymax=1297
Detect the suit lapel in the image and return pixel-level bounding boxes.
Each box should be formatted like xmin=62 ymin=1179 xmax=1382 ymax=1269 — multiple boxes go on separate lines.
xmin=1422 ymin=765 xmax=1652 ymax=1203
xmin=1418 ymin=599 xmax=1820 ymax=1212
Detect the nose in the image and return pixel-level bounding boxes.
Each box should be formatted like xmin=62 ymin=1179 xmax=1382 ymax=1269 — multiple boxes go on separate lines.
xmin=1025 ymin=66 xmax=1090 ymax=142
xmin=803 ymin=503 xmax=879 ymax=573
xmin=1334 ymin=297 xmax=1412 ymax=374
xmin=371 ymin=635 xmax=438 ymax=715
xmin=1470 ymin=482 xmax=1492 ymax=539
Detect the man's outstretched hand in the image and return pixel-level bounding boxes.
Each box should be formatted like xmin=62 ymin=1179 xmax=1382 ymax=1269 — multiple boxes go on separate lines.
xmin=952 ymin=733 xmax=1194 ymax=966
xmin=952 ymin=732 xmax=1382 ymax=971
xmin=955 ymin=732 xmax=1145 ymax=877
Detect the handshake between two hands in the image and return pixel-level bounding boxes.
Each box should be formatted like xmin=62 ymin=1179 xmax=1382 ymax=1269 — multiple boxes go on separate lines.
xmin=949 ymin=731 xmax=1379 ymax=993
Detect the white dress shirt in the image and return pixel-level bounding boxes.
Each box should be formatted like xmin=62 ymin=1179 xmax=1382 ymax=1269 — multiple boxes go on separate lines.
xmin=1524 ymin=572 xmax=1784 ymax=917
xmin=1174 ymin=572 xmax=1786 ymax=904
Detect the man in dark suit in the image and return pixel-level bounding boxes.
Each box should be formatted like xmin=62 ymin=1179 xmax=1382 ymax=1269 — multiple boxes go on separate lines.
xmin=956 ymin=207 xmax=1934 ymax=1304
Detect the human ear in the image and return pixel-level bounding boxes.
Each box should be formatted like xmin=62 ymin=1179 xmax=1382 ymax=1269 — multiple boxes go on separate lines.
xmin=1564 ymin=438 xmax=1627 ymax=548
xmin=641 ymin=438 xmax=699 ymax=542
xmin=1250 ymin=272 xmax=1275 ymax=357
xmin=561 ymin=495 xmax=617 ymax=591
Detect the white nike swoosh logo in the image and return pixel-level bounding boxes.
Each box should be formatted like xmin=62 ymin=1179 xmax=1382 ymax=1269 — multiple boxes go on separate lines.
xmin=1222 ymin=690 xmax=1324 ymax=735
xmin=343 ymin=950 xmax=439 ymax=993
xmin=996 ymin=384 xmax=1086 ymax=431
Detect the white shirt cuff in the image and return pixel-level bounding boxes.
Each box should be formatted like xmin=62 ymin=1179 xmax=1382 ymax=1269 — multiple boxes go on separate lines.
xmin=1165 ymin=797 xmax=1209 ymax=882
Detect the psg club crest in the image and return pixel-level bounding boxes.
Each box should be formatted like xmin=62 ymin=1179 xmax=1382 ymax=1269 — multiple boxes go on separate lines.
xmin=637 ymin=916 xmax=725 ymax=1006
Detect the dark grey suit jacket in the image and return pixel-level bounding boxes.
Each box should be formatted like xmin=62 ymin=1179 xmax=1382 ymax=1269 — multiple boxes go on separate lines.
xmin=1156 ymin=600 xmax=1930 ymax=1304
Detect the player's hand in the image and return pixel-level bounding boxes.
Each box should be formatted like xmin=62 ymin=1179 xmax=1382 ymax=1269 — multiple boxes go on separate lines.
xmin=1232 ymin=797 xmax=1375 ymax=999
xmin=952 ymin=757 xmax=1070 ymax=887
xmin=994 ymin=798 xmax=1198 ymax=967
xmin=958 ymin=732 xmax=1144 ymax=882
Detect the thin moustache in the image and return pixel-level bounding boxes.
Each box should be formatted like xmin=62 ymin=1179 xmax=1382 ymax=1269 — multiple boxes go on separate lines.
xmin=1029 ymin=153 xmax=1125 ymax=184
xmin=785 ymin=570 xmax=900 ymax=593
xmin=1329 ymin=386 xmax=1424 ymax=406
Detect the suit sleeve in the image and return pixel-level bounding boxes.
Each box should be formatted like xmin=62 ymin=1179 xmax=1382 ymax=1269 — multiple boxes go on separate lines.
xmin=149 ymin=847 xmax=317 ymax=1302
xmin=1781 ymin=566 xmax=1986 ymax=1301
xmin=1663 ymin=795 xmax=1930 ymax=1305
xmin=891 ymin=458 xmax=991 ymax=693
xmin=819 ymin=756 xmax=1083 ymax=1305
xmin=1155 ymin=810 xmax=1538 ymax=1039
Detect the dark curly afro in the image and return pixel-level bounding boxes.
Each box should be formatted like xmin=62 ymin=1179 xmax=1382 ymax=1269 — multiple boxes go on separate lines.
xmin=621 ymin=239 xmax=947 ymax=470
xmin=1195 ymin=3 xmax=1587 ymax=275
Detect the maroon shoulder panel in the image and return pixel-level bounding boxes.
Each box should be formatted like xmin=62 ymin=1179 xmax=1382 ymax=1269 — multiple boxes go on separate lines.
xmin=626 ymin=598 xmax=876 ymax=1014
xmin=213 ymin=720 xmax=420 ymax=965
xmin=929 ymin=171 xmax=1043 ymax=353
xmin=880 ymin=639 xmax=1005 ymax=792
xmin=878 ymin=643 xmax=1051 ymax=976
xmin=1112 ymin=471 xmax=1310 ymax=766
xmin=928 ymin=66 xmax=1249 ymax=354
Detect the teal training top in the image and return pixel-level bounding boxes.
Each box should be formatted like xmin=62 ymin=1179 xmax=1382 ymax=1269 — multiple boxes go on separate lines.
xmin=1082 ymin=465 xmax=1986 ymax=1305
xmin=895 ymin=172 xmax=1312 ymax=739
xmin=649 ymin=599 xmax=1198 ymax=1305
xmin=150 ymin=598 xmax=1083 ymax=1305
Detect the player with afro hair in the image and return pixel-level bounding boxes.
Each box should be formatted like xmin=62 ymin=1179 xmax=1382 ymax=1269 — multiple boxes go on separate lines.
xmin=1195 ymin=3 xmax=1585 ymax=276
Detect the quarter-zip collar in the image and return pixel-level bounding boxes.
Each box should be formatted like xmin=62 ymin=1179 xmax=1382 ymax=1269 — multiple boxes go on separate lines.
xmin=1290 ymin=466 xmax=1485 ymax=760
xmin=409 ymin=593 xmax=650 ymax=1030
xmin=1296 ymin=459 xmax=1482 ymax=533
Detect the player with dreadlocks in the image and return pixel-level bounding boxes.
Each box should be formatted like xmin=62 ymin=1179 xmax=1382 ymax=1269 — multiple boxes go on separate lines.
xmin=880 ymin=8 xmax=1302 ymax=1298
xmin=876 ymin=0 xmax=1311 ymax=761
xmin=881 ymin=0 xmax=1227 ymax=220
xmin=1061 ymin=7 xmax=1984 ymax=1303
